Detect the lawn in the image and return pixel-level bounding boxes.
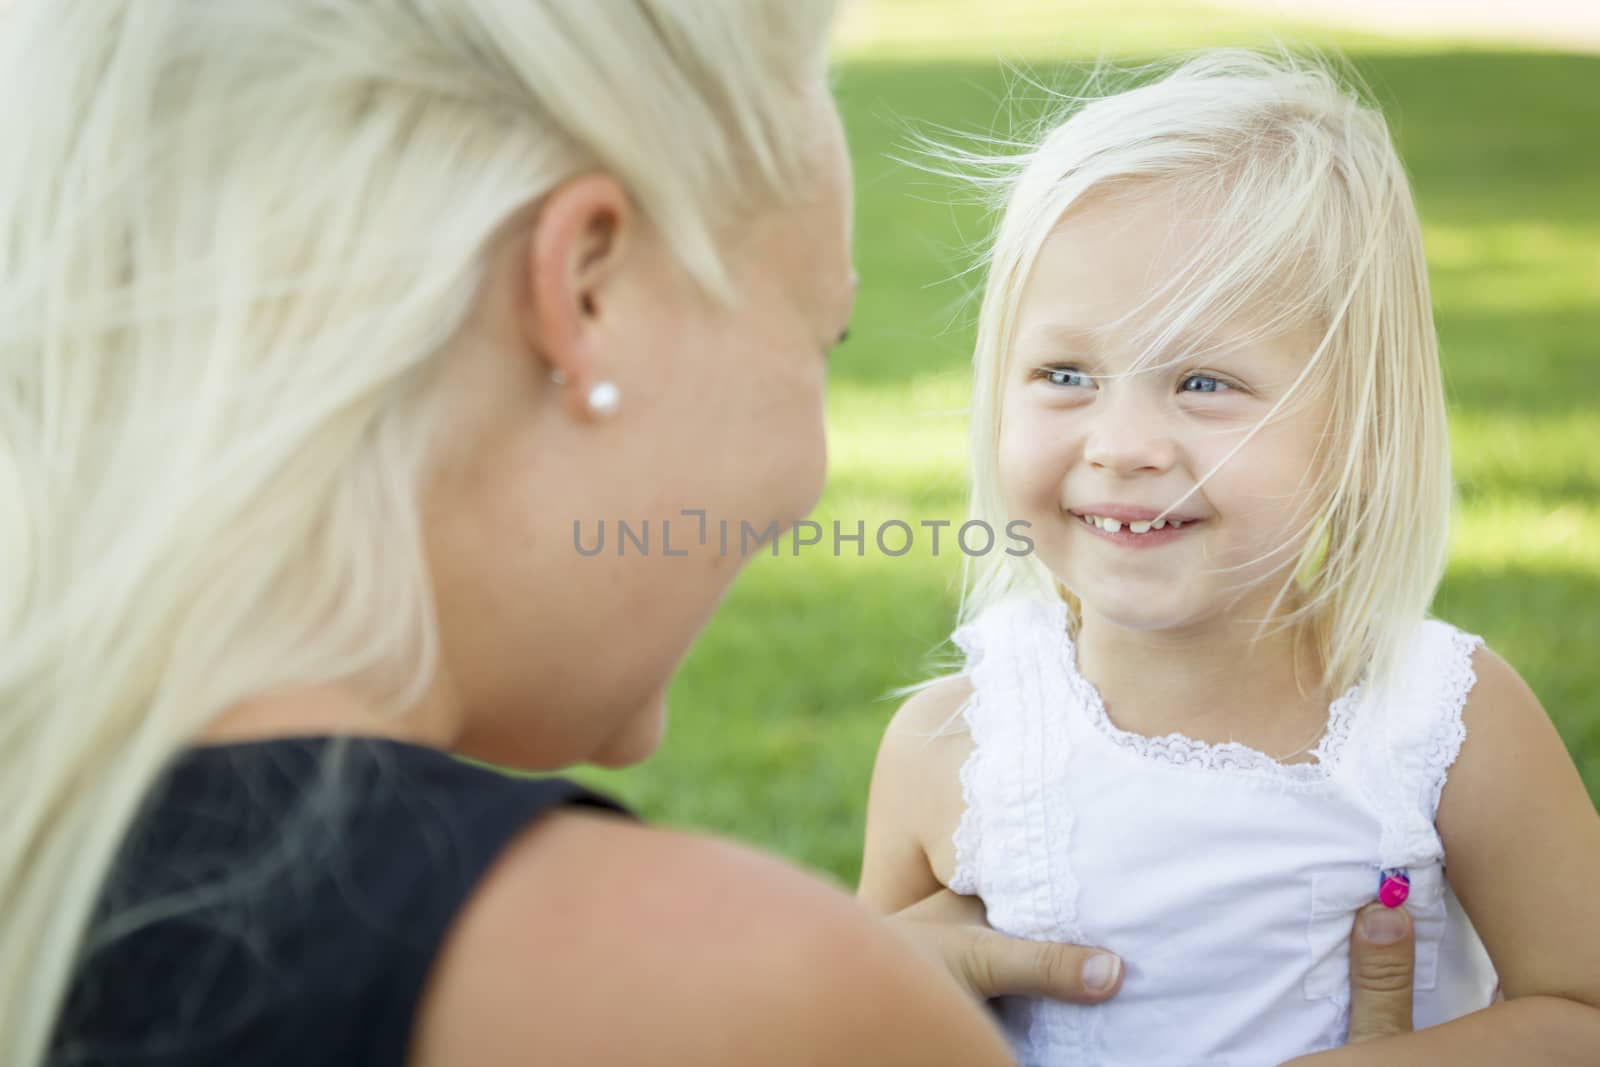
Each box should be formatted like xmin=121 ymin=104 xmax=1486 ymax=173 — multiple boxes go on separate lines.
xmin=572 ymin=1 xmax=1600 ymax=888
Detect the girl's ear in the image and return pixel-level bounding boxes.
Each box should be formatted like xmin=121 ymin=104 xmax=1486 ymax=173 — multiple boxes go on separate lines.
xmin=523 ymin=173 xmax=634 ymax=420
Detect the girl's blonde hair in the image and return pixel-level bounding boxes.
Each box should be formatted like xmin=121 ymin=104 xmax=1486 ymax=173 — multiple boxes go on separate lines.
xmin=960 ymin=49 xmax=1449 ymax=700
xmin=0 ymin=1 xmax=835 ymax=1062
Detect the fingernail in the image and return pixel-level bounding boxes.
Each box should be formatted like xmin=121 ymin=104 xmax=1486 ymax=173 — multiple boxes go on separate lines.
xmin=1361 ymin=905 xmax=1408 ymax=944
xmin=1083 ymin=953 xmax=1121 ymax=992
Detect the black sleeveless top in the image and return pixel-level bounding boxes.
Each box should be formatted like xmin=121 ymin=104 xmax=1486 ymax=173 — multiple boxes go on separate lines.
xmin=50 ymin=736 xmax=633 ymax=1066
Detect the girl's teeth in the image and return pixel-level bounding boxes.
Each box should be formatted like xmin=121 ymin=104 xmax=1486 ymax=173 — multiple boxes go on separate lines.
xmin=1082 ymin=514 xmax=1192 ymax=534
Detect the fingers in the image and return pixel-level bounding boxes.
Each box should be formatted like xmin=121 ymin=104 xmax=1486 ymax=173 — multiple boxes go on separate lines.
xmin=889 ymin=890 xmax=1123 ymax=1005
xmin=1346 ymin=903 xmax=1416 ymax=1043
xmin=883 ymin=890 xmax=997 ymax=999
xmin=961 ymin=926 xmax=1123 ymax=1004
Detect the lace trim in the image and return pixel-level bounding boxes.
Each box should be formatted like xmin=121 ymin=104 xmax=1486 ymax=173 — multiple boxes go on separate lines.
xmin=1369 ymin=620 xmax=1486 ymax=870
xmin=1420 ymin=628 xmax=1484 ymax=819
xmin=949 ymin=693 xmax=982 ymax=896
xmin=948 ymin=624 xmax=983 ymax=896
xmin=1036 ymin=598 xmax=1364 ymax=784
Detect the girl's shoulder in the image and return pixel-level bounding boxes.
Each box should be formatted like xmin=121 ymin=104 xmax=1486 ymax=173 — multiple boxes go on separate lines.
xmin=1431 ymin=639 xmax=1600 ymax=1016
xmin=1385 ymin=619 xmax=1549 ymax=730
xmin=864 ymin=676 xmax=977 ymax=896
xmin=887 ymin=674 xmax=977 ymax=741
xmin=1448 ymin=637 xmax=1545 ymax=772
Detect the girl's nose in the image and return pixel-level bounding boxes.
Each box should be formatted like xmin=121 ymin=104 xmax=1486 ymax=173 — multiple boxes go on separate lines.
xmin=1082 ymin=394 xmax=1177 ymax=475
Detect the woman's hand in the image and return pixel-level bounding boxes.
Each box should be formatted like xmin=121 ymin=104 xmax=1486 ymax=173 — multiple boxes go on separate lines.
xmin=886 ymin=889 xmax=1123 ymax=1002
xmin=889 ymin=889 xmax=1419 ymax=1042
xmin=1342 ymin=902 xmax=1416 ymax=1043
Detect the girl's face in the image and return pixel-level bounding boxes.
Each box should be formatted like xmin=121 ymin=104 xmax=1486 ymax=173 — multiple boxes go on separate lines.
xmin=998 ymin=189 xmax=1331 ymax=636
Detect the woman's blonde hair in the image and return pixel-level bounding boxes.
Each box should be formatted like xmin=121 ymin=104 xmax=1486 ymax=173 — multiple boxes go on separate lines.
xmin=0 ymin=1 xmax=835 ymax=1061
xmin=959 ymin=48 xmax=1449 ymax=700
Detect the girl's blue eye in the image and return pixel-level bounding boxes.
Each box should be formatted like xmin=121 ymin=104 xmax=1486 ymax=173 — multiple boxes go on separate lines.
xmin=1181 ymin=374 xmax=1231 ymax=394
xmin=1039 ymin=367 xmax=1093 ymax=389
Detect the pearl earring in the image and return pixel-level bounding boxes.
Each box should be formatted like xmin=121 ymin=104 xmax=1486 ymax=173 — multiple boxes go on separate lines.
xmin=585 ymin=381 xmax=620 ymax=418
xmin=548 ymin=369 xmax=618 ymax=418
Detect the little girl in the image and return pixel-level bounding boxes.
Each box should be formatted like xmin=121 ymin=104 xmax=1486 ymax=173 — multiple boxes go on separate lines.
xmin=858 ymin=51 xmax=1600 ymax=1065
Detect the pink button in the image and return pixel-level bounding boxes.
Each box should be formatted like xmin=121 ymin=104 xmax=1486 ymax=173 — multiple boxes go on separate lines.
xmin=1378 ymin=871 xmax=1410 ymax=908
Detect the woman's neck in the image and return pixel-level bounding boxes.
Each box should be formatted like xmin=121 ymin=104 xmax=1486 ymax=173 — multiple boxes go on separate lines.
xmin=194 ymin=677 xmax=463 ymax=751
xmin=1073 ymin=608 xmax=1332 ymax=760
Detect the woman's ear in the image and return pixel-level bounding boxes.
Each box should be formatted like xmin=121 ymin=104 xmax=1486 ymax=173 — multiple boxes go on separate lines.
xmin=524 ymin=173 xmax=633 ymax=420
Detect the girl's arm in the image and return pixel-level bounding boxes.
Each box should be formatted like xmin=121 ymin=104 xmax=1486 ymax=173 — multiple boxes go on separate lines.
xmin=859 ymin=679 xmax=1129 ymax=1004
xmin=1286 ymin=646 xmax=1600 ymax=1064
xmin=857 ymin=677 xmax=975 ymax=915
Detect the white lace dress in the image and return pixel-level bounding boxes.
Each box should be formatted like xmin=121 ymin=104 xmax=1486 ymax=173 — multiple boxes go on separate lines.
xmin=949 ymin=595 xmax=1498 ymax=1066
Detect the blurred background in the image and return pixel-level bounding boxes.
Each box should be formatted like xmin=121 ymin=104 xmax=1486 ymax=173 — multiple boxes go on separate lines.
xmin=574 ymin=0 xmax=1600 ymax=886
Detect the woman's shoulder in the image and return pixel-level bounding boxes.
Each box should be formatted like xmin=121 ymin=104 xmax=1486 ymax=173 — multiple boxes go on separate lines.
xmin=60 ymin=737 xmax=637 ymax=1065
xmin=409 ymin=804 xmax=1014 ymax=1066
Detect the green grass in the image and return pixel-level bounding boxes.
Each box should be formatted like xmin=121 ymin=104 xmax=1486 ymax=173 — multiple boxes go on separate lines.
xmin=572 ymin=3 xmax=1600 ymax=888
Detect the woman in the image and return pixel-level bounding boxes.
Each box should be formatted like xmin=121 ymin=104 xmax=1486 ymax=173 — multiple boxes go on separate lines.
xmin=0 ymin=2 xmax=1417 ymax=1064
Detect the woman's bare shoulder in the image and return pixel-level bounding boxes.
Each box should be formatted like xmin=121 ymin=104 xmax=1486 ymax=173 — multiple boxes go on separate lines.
xmin=408 ymin=804 xmax=1012 ymax=1067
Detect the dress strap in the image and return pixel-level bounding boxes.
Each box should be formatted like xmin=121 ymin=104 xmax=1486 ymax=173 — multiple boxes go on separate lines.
xmin=948 ymin=595 xmax=1083 ymax=943
xmin=1365 ymin=620 xmax=1485 ymax=870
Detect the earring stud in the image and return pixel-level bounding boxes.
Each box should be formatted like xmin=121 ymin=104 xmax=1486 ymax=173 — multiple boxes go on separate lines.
xmin=550 ymin=369 xmax=618 ymax=418
xmin=586 ymin=381 xmax=620 ymax=418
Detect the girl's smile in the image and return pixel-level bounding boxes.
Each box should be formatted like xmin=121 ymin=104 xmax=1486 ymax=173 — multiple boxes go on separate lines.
xmin=1068 ymin=508 xmax=1205 ymax=548
xmin=1067 ymin=502 xmax=1208 ymax=548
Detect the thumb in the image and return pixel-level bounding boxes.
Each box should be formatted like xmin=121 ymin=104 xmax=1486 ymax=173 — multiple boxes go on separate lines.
xmin=889 ymin=889 xmax=1123 ymax=1004
xmin=1346 ymin=903 xmax=1416 ymax=1043
xmin=961 ymin=925 xmax=1124 ymax=1004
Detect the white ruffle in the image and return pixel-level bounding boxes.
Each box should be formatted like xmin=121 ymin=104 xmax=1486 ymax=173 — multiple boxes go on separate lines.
xmin=1421 ymin=627 xmax=1484 ymax=819
xmin=949 ymin=595 xmax=1084 ymax=943
xmin=1060 ymin=642 xmax=1364 ymax=787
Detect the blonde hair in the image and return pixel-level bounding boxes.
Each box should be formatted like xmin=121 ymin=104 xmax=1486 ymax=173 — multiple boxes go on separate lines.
xmin=0 ymin=1 xmax=835 ymax=1062
xmin=960 ymin=49 xmax=1449 ymax=701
